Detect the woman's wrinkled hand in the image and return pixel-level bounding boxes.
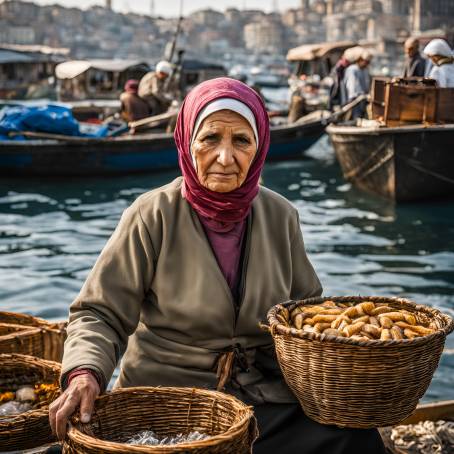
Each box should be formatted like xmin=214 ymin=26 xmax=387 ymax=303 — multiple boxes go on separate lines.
xmin=49 ymin=373 xmax=100 ymax=440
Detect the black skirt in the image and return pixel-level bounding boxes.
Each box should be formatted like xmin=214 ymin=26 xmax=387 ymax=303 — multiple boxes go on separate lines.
xmin=253 ymin=403 xmax=387 ymax=454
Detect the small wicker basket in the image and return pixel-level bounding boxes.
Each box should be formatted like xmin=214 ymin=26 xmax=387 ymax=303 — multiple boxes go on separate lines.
xmin=263 ymin=296 xmax=454 ymax=429
xmin=0 ymin=311 xmax=66 ymax=362
xmin=0 ymin=353 xmax=61 ymax=451
xmin=64 ymin=387 xmax=257 ymax=453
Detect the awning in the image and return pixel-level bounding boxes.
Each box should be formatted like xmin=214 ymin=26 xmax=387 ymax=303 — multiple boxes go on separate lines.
xmin=286 ymin=41 xmax=356 ymax=62
xmin=55 ymin=60 xmax=150 ymax=79
xmin=0 ymin=50 xmax=35 ymax=64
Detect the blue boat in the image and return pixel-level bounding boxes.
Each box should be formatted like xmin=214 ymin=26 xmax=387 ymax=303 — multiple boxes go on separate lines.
xmin=0 ymin=119 xmax=325 ymax=177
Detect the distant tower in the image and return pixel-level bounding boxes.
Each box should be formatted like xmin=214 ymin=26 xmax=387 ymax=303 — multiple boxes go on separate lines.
xmin=106 ymin=0 xmax=112 ymax=10
xmin=272 ymin=0 xmax=278 ymax=12
xmin=150 ymin=0 xmax=155 ymax=17
xmin=301 ymin=0 xmax=310 ymax=11
xmin=413 ymin=0 xmax=421 ymax=32
xmin=326 ymin=0 xmax=334 ymax=15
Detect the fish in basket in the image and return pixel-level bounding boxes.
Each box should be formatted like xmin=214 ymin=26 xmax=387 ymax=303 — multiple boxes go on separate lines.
xmin=0 ymin=354 xmax=61 ymax=451
xmin=261 ymin=296 xmax=454 ymax=429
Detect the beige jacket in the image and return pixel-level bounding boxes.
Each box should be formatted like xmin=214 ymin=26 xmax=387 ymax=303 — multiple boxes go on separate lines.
xmin=62 ymin=178 xmax=322 ymax=403
xmin=138 ymin=71 xmax=180 ymax=112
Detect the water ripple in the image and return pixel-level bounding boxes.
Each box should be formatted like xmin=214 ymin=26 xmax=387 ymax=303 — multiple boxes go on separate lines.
xmin=0 ymin=141 xmax=453 ymax=401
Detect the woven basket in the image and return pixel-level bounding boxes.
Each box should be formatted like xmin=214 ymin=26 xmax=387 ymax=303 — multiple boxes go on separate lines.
xmin=263 ymin=296 xmax=454 ymax=429
xmin=0 ymin=311 xmax=66 ymax=362
xmin=0 ymin=353 xmax=61 ymax=451
xmin=64 ymin=387 xmax=257 ymax=453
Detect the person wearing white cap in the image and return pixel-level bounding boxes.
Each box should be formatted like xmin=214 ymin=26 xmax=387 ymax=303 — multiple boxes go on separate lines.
xmin=342 ymin=48 xmax=373 ymax=119
xmin=423 ymin=39 xmax=454 ymax=88
xmin=138 ymin=60 xmax=179 ymax=115
xmin=328 ymin=46 xmax=364 ymax=109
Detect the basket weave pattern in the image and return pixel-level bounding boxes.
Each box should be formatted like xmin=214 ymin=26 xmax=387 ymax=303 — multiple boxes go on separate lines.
xmin=0 ymin=353 xmax=61 ymax=451
xmin=0 ymin=311 xmax=66 ymax=362
xmin=266 ymin=296 xmax=454 ymax=428
xmin=64 ymin=387 xmax=257 ymax=453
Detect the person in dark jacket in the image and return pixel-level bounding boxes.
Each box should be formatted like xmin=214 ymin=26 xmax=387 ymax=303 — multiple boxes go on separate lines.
xmin=119 ymin=79 xmax=150 ymax=122
xmin=403 ymin=37 xmax=427 ymax=77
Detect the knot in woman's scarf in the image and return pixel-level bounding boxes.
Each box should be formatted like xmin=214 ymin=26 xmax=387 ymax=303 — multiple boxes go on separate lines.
xmin=174 ymin=77 xmax=270 ymax=229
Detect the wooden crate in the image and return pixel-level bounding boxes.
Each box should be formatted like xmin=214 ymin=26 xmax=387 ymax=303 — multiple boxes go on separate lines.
xmin=370 ymin=77 xmax=454 ymax=126
xmin=370 ymin=77 xmax=387 ymax=120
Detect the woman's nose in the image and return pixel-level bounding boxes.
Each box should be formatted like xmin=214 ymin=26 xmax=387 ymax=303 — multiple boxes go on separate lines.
xmin=216 ymin=141 xmax=235 ymax=166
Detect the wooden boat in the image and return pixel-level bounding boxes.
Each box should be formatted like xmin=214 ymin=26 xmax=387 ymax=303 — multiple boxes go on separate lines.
xmin=327 ymin=123 xmax=454 ymax=202
xmin=0 ymin=119 xmax=325 ymax=177
xmin=380 ymin=400 xmax=454 ymax=453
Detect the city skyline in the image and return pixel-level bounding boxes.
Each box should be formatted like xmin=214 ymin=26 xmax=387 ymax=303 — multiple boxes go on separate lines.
xmin=32 ymin=0 xmax=301 ymax=16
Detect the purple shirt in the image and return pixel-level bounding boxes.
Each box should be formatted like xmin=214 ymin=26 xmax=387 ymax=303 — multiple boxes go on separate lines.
xmin=198 ymin=215 xmax=247 ymax=299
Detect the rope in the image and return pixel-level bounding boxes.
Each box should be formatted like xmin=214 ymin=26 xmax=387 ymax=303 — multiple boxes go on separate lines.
xmin=344 ymin=138 xmax=394 ymax=181
xmin=398 ymin=156 xmax=454 ymax=186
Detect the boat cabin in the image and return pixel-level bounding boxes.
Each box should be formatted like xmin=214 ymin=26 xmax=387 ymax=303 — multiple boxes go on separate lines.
xmin=0 ymin=45 xmax=68 ymax=100
xmin=287 ymin=40 xmax=356 ymax=80
xmin=55 ymin=59 xmax=150 ymax=101
xmin=286 ymin=40 xmax=357 ymax=111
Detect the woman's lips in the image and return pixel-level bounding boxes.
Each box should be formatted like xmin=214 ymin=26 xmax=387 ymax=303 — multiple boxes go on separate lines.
xmin=209 ymin=173 xmax=236 ymax=179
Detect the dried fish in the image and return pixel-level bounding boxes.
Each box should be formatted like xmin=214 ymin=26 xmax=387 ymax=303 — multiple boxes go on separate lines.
xmin=391 ymin=420 xmax=454 ymax=454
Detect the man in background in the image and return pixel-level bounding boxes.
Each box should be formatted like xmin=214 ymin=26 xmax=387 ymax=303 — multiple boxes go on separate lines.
xmin=138 ymin=60 xmax=178 ymax=116
xmin=403 ymin=37 xmax=427 ymax=78
xmin=343 ymin=49 xmax=372 ymax=119
xmin=329 ymin=46 xmax=364 ymax=109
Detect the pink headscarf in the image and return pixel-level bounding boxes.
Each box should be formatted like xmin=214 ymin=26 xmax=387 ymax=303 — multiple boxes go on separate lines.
xmin=174 ymin=77 xmax=270 ymax=228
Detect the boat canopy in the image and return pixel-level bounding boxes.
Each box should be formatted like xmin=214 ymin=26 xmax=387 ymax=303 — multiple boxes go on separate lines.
xmin=0 ymin=50 xmax=34 ymax=64
xmin=287 ymin=41 xmax=356 ymax=62
xmin=55 ymin=60 xmax=150 ymax=79
xmin=0 ymin=46 xmax=67 ymax=64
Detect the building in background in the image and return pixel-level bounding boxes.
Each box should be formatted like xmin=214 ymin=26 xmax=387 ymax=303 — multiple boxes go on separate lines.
xmin=244 ymin=19 xmax=285 ymax=53
xmin=0 ymin=0 xmax=452 ymax=63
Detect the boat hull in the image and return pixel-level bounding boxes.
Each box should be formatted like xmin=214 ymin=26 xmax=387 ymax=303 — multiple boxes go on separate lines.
xmin=0 ymin=121 xmax=324 ymax=177
xmin=327 ymin=124 xmax=454 ymax=202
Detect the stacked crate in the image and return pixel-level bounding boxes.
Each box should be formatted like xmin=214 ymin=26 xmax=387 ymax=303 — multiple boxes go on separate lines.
xmin=371 ymin=77 xmax=454 ymax=126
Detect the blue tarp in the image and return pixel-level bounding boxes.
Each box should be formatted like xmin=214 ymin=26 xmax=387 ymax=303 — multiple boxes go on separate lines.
xmin=0 ymin=105 xmax=109 ymax=140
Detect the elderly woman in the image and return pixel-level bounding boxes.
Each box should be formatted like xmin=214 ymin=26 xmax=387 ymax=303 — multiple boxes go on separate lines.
xmin=49 ymin=78 xmax=386 ymax=453
xmin=424 ymin=39 xmax=454 ymax=88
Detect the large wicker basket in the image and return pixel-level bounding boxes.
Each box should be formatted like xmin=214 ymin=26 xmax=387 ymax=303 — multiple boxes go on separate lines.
xmin=64 ymin=387 xmax=257 ymax=453
xmin=0 ymin=311 xmax=66 ymax=362
xmin=0 ymin=353 xmax=61 ymax=451
xmin=263 ymin=296 xmax=454 ymax=429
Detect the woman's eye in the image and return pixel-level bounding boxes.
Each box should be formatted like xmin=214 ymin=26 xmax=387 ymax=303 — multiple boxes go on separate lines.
xmin=235 ymin=136 xmax=251 ymax=144
xmin=202 ymin=134 xmax=218 ymax=142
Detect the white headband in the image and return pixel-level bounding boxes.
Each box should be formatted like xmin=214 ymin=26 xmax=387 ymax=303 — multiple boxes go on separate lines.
xmin=190 ymin=98 xmax=259 ymax=153
xmin=423 ymin=39 xmax=453 ymax=58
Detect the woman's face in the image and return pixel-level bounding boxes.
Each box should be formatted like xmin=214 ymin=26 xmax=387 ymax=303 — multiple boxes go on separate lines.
xmin=191 ymin=110 xmax=257 ymax=193
xmin=430 ymin=55 xmax=442 ymax=65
